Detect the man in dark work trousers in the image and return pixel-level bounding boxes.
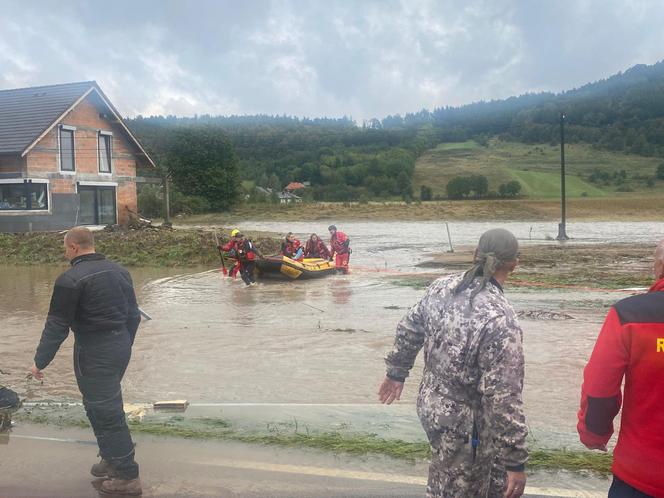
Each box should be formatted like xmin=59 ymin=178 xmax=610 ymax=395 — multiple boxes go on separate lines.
xmin=29 ymin=226 xmax=142 ymax=495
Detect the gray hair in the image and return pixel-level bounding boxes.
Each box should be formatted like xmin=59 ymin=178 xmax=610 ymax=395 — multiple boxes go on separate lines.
xmin=453 ymin=228 xmax=519 ymax=301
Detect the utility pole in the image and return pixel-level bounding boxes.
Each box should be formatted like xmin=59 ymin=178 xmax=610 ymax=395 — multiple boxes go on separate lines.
xmin=163 ymin=174 xmax=172 ymax=227
xmin=556 ymin=112 xmax=569 ymax=240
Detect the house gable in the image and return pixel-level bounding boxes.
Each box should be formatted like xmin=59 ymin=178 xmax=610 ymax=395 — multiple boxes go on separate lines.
xmin=27 ymin=91 xmax=147 ymax=179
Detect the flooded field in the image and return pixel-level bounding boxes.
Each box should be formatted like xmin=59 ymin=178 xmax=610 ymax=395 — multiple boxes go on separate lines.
xmin=3 ymin=221 xmax=664 ymax=450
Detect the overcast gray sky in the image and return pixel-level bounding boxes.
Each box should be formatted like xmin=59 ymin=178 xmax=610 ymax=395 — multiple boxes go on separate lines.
xmin=1 ymin=0 xmax=663 ymax=121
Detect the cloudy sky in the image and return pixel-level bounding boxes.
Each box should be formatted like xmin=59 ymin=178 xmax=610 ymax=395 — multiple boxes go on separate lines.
xmin=1 ymin=0 xmax=663 ymax=121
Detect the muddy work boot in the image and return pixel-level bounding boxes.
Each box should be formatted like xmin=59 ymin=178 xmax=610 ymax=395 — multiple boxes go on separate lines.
xmin=0 ymin=387 xmax=21 ymax=431
xmin=100 ymin=477 xmax=142 ymax=495
xmin=90 ymin=458 xmax=116 ymax=478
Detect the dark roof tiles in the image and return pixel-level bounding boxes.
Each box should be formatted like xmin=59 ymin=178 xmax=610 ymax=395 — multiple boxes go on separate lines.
xmin=0 ymin=81 xmax=95 ymax=154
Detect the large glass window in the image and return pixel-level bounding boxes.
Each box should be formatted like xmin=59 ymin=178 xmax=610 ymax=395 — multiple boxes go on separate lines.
xmin=78 ymin=185 xmax=116 ymax=225
xmin=59 ymin=127 xmax=75 ymax=171
xmin=27 ymin=183 xmax=48 ymax=209
xmin=98 ymin=133 xmax=112 ymax=173
xmin=0 ymin=182 xmax=48 ymax=210
xmin=98 ymin=187 xmax=116 ymax=224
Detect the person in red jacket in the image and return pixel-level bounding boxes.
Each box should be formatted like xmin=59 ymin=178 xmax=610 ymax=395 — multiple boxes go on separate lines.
xmin=219 ymin=229 xmax=242 ymax=279
xmin=235 ymin=233 xmax=263 ymax=285
xmin=304 ymin=234 xmax=330 ymax=260
xmin=328 ymin=225 xmax=351 ymax=274
xmin=578 ymin=241 xmax=664 ymax=497
xmin=219 ymin=231 xmax=262 ymax=286
xmin=281 ymin=232 xmax=303 ymax=260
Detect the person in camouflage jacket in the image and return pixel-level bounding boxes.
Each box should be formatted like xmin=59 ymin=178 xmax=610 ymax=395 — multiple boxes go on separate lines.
xmin=379 ymin=228 xmax=528 ymax=498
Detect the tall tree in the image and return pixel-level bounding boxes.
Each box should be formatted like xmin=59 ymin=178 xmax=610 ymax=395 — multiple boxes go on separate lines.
xmin=166 ymin=126 xmax=240 ymax=211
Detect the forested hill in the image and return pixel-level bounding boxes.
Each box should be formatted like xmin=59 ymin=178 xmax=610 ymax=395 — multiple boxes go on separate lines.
xmin=428 ymin=60 xmax=664 ymax=156
xmin=127 ymin=60 xmax=664 ymax=204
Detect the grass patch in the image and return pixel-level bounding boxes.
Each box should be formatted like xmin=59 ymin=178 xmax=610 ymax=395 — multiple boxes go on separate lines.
xmin=513 ymin=271 xmax=652 ymax=289
xmin=13 ymin=412 xmax=91 ymax=429
xmin=509 ymin=169 xmax=607 ymax=198
xmin=431 ymin=141 xmax=483 ymax=152
xmin=126 ymin=421 xmax=429 ymax=461
xmin=17 ymin=410 xmax=613 ymax=475
xmin=413 ymin=139 xmax=663 ymax=199
xmin=388 ymin=276 xmax=437 ymax=289
xmin=423 ymin=243 xmax=655 ymax=291
xmin=529 ymin=448 xmax=612 ymax=474
xmin=0 ymin=228 xmax=280 ymax=267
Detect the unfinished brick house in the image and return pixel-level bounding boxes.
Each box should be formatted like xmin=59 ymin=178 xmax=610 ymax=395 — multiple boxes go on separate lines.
xmin=0 ymin=81 xmax=155 ymax=232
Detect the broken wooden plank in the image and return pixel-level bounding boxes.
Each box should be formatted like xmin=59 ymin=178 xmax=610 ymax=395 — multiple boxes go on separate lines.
xmin=153 ymin=400 xmax=189 ymax=411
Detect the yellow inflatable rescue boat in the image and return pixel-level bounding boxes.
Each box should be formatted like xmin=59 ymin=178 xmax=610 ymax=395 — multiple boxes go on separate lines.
xmin=256 ymin=256 xmax=337 ymax=280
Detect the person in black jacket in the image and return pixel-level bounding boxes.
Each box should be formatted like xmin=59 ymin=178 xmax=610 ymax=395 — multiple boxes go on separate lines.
xmin=29 ymin=226 xmax=142 ymax=496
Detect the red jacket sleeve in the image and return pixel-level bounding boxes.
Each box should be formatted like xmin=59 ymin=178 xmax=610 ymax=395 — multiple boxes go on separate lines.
xmin=220 ymin=241 xmax=235 ymax=251
xmin=577 ymin=307 xmax=628 ymax=448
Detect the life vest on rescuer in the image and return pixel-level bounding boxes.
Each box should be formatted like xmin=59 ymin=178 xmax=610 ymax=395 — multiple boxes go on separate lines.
xmin=330 ymin=231 xmax=350 ymax=255
xmin=235 ymin=239 xmax=257 ymax=262
xmin=281 ymin=238 xmax=301 ymax=258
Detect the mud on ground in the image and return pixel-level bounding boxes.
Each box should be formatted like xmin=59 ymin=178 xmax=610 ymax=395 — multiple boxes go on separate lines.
xmin=419 ymin=243 xmax=655 ymax=289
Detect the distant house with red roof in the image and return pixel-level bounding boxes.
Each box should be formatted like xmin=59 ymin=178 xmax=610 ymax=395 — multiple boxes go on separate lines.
xmin=284 ymin=182 xmax=305 ymax=192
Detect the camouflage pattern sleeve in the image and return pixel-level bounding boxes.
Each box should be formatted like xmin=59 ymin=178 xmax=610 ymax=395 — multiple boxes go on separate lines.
xmin=384 ymin=294 xmax=427 ymax=382
xmin=477 ymin=314 xmax=528 ymax=471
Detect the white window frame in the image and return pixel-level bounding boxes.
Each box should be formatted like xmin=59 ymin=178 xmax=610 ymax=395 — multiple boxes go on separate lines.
xmin=77 ymin=181 xmax=118 ymax=187
xmin=98 ymin=130 xmax=113 ymax=175
xmin=0 ymin=178 xmax=50 ymax=213
xmin=58 ymin=124 xmax=77 ymax=175
xmin=76 ymin=181 xmax=118 ymax=226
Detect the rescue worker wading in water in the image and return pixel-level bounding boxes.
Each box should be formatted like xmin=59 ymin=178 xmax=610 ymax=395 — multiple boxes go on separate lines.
xmin=304 ymin=233 xmax=330 ymax=259
xmin=328 ymin=225 xmax=351 ymax=274
xmin=219 ymin=229 xmax=242 ymax=279
xmin=219 ymin=230 xmax=262 ymax=286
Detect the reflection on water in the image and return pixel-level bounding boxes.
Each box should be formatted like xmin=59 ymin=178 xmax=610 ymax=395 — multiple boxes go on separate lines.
xmin=2 ymin=221 xmax=661 ymax=450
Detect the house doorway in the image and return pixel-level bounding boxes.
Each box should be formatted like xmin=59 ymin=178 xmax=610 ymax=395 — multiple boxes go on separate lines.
xmin=78 ymin=185 xmax=116 ymax=225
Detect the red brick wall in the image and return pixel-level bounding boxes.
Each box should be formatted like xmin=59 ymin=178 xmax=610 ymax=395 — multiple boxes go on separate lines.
xmin=24 ymin=92 xmax=147 ymax=225
xmin=0 ymin=154 xmax=26 ymax=174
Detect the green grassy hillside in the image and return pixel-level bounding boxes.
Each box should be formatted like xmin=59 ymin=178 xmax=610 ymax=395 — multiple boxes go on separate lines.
xmin=508 ymin=170 xmax=608 ymax=198
xmin=413 ymin=139 xmax=663 ymax=198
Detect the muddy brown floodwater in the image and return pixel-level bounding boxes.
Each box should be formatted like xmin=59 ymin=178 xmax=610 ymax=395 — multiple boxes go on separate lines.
xmin=3 ymin=221 xmax=664 ymax=449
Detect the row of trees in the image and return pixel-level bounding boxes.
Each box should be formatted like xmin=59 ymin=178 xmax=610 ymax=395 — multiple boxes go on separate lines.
xmin=128 ymin=116 xmax=437 ymax=203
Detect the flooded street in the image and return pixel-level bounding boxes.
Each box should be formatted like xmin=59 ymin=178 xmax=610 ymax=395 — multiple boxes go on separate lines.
xmin=3 ymin=221 xmax=664 ymax=450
